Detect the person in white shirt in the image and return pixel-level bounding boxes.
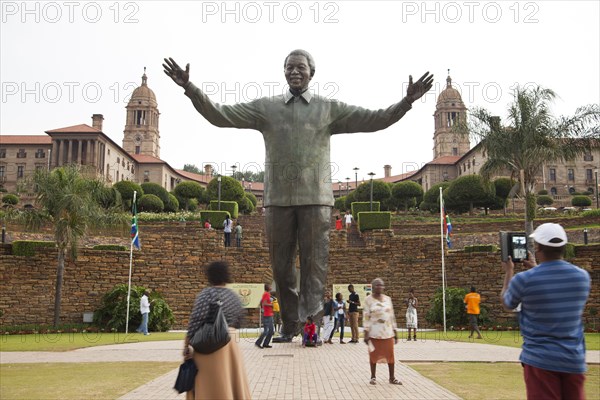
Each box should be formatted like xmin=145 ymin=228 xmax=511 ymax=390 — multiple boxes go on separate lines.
xmin=223 ymin=215 xmax=233 ymax=247
xmin=137 ymin=291 xmax=151 ymax=335
xmin=344 ymin=212 xmax=353 ymax=229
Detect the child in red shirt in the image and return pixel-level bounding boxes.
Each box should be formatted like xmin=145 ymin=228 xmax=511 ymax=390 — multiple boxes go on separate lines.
xmin=303 ymin=316 xmax=317 ymax=347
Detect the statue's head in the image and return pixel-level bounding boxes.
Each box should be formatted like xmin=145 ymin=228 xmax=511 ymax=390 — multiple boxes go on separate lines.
xmin=284 ymin=49 xmax=315 ymax=92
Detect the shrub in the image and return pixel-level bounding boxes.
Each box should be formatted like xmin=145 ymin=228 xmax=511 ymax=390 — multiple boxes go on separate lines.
xmin=464 ymin=244 xmax=498 ymax=253
xmin=164 ymin=193 xmax=179 ymax=213
xmin=536 ymin=195 xmax=554 ymax=206
xmin=357 ymin=212 xmax=391 ymax=231
xmin=334 ymin=196 xmax=347 ymax=212
xmin=210 ymin=200 xmax=238 ymax=218
xmin=12 ymin=240 xmax=55 ymax=256
xmin=582 ymin=209 xmax=600 ymax=218
xmin=571 ymin=195 xmax=592 ymax=207
xmin=138 ymin=194 xmax=164 ymax=213
xmin=113 ymin=181 xmax=143 ymax=209
xmin=206 ymin=176 xmax=244 ymax=203
xmin=93 ymin=284 xmax=175 ymax=332
xmin=141 ymin=182 xmax=170 ymax=204
xmin=426 ymin=287 xmax=490 ymax=327
xmin=2 ymin=194 xmax=19 ymax=206
xmin=245 ymin=192 xmax=258 ymax=207
xmin=238 ymin=196 xmax=254 ymax=214
xmin=421 ymin=182 xmax=451 ymax=212
xmin=200 ymin=210 xmax=231 ymax=229
xmin=351 ymin=201 xmax=380 ymax=221
xmin=92 ymin=244 xmax=127 ymax=251
xmin=537 ymin=189 xmax=548 ymax=195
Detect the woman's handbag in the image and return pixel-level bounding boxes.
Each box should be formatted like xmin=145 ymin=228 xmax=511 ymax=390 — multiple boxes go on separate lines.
xmin=190 ymin=300 xmax=231 ymax=354
xmin=173 ymin=358 xmax=197 ymax=394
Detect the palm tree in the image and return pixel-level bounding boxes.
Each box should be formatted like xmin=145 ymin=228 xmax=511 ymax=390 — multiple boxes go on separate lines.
xmin=468 ymin=85 xmax=599 ymax=247
xmin=17 ymin=165 xmax=129 ymax=326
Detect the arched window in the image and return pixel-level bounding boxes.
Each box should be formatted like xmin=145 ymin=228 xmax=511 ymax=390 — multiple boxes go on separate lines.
xmin=550 ymin=187 xmax=557 ymax=195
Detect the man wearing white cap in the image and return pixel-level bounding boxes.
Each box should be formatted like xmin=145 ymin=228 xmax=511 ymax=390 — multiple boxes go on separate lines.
xmin=501 ymin=223 xmax=590 ymax=400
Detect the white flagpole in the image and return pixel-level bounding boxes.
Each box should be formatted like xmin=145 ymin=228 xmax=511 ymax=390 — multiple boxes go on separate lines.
xmin=439 ymin=187 xmax=447 ymax=334
xmin=125 ymin=190 xmax=137 ymax=334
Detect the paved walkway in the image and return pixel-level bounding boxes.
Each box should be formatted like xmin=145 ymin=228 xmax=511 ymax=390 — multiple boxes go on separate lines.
xmin=2 ymin=335 xmax=599 ymax=400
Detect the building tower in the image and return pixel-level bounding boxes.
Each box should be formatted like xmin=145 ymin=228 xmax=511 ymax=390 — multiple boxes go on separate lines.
xmin=432 ymin=72 xmax=469 ymax=159
xmin=123 ymin=68 xmax=161 ymax=157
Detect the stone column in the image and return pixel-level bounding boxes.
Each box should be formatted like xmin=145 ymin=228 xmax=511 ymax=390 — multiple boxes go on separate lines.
xmin=52 ymin=140 xmax=59 ymax=168
xmin=66 ymin=140 xmax=72 ymax=164
xmin=77 ymin=140 xmax=83 ymax=164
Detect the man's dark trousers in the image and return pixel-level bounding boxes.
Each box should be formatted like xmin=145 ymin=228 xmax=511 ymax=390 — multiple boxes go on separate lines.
xmin=266 ymin=205 xmax=331 ymax=336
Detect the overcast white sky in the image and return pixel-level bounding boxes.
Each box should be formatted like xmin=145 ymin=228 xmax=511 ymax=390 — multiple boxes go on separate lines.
xmin=1 ymin=0 xmax=599 ymax=182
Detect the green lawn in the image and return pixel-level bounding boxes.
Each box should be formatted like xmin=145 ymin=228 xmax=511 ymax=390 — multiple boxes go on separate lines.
xmin=408 ymin=363 xmax=600 ymax=400
xmin=0 ymin=362 xmax=179 ymax=400
xmin=0 ymin=331 xmax=185 ymax=352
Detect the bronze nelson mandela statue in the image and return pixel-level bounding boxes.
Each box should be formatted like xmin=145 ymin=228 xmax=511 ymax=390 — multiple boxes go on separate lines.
xmin=163 ymin=50 xmax=433 ymax=341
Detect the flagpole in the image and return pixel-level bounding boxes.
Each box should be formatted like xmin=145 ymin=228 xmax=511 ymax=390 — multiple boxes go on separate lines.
xmin=439 ymin=187 xmax=447 ymax=334
xmin=125 ymin=190 xmax=137 ymax=334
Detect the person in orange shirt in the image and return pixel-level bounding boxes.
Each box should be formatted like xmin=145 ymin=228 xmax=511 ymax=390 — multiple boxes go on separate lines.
xmin=464 ymin=286 xmax=482 ymax=339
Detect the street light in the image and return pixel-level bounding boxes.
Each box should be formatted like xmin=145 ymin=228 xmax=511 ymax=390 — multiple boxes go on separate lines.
xmin=217 ymin=175 xmax=222 ymax=210
xmin=338 ymin=181 xmax=342 ymax=198
xmin=242 ymin=177 xmax=245 ymax=191
xmin=231 ymin=165 xmax=237 ymax=178
xmin=595 ymin=167 xmax=599 ymax=209
xmin=353 ymin=167 xmax=359 ymax=190
xmin=368 ymin=172 xmax=376 ymax=211
xmin=345 ymin=177 xmax=350 ymax=197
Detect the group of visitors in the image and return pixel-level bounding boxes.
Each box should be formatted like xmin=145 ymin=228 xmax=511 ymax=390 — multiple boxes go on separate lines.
xmin=202 ymin=216 xmax=243 ymax=247
xmin=177 ymin=223 xmax=589 ymax=398
xmin=334 ymin=212 xmax=354 ymax=231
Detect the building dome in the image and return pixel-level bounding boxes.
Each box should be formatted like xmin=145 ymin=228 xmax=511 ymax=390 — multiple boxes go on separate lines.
xmin=437 ymin=75 xmax=463 ymax=106
xmin=128 ymin=69 xmax=157 ymax=108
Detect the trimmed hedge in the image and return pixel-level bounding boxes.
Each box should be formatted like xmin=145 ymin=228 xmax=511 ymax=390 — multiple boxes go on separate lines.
xmin=357 ymin=211 xmax=391 ymax=232
xmin=12 ymin=240 xmax=55 ymax=256
xmin=209 ymin=200 xmax=239 ymax=218
xmin=92 ymin=244 xmax=128 ymax=251
xmin=464 ymin=244 xmax=498 ymax=253
xmin=351 ymin=201 xmax=380 ymax=221
xmin=200 ymin=210 xmax=231 ymax=229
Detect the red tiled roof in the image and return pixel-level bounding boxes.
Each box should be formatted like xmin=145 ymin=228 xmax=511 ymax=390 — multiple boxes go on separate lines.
xmin=378 ymin=171 xmax=418 ymax=183
xmin=0 ymin=135 xmax=52 ymax=145
xmin=176 ymin=169 xmax=210 ymax=183
xmin=130 ymin=154 xmax=164 ymax=163
xmin=46 ymin=124 xmax=101 ymax=134
xmin=427 ymin=156 xmax=461 ymax=165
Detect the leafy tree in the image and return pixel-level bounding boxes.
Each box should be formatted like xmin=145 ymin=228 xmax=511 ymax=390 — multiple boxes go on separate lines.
xmin=536 ymin=195 xmax=554 ymax=206
xmin=468 ymin=85 xmax=599 ymax=248
xmin=138 ymin=194 xmax=164 ymax=212
xmin=94 ymin=186 xmax=122 ymax=209
xmin=164 ymin=193 xmax=179 ymax=213
xmin=426 ymin=287 xmax=490 ymax=328
xmin=420 ymin=182 xmax=451 ymax=212
xmin=206 ymin=176 xmax=244 ymax=203
xmin=173 ymin=181 xmax=205 ymax=211
xmin=353 ymin=180 xmax=392 ymax=207
xmin=537 ymin=189 xmax=548 ymax=195
xmin=93 ymin=284 xmax=175 ymax=332
xmin=238 ymin=196 xmax=255 ymax=214
xmin=245 ymin=192 xmax=258 ymax=208
xmin=445 ymin=175 xmax=495 ymax=214
xmin=392 ymin=181 xmax=424 ymax=212
xmin=344 ymin=190 xmax=357 ymax=211
xmin=334 ymin=196 xmax=347 ymax=212
xmin=572 ymin=195 xmax=592 ymax=207
xmin=141 ymin=182 xmax=170 ymax=205
xmin=113 ymin=180 xmax=143 ymax=210
xmin=493 ymin=178 xmax=515 ymax=214
xmin=2 ymin=193 xmax=19 ymax=206
xmin=183 ymin=164 xmax=203 ymax=174
xmin=14 ymin=165 xmax=128 ymax=326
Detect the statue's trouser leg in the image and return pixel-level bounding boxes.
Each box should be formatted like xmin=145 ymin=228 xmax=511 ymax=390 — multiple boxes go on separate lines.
xmin=266 ymin=206 xmax=331 ymax=336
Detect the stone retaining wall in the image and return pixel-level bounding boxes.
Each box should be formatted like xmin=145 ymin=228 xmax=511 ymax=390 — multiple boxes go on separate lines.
xmin=1 ymin=221 xmax=598 ymax=330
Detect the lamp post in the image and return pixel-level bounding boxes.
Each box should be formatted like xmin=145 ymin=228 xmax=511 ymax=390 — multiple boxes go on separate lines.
xmin=345 ymin=177 xmax=350 ymax=197
xmin=217 ymin=175 xmax=222 ymax=210
xmin=595 ymin=167 xmax=599 ymax=209
xmin=368 ymin=172 xmax=376 ymax=211
xmin=353 ymin=167 xmax=359 ymax=190
xmin=231 ymin=165 xmax=237 ymax=179
xmin=242 ymin=177 xmax=245 ymax=191
xmin=338 ymin=181 xmax=341 ymax=198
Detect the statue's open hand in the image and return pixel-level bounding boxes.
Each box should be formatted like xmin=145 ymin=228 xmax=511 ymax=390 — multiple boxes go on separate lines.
xmin=163 ymin=57 xmax=189 ymax=87
xmin=406 ymin=72 xmax=434 ymax=104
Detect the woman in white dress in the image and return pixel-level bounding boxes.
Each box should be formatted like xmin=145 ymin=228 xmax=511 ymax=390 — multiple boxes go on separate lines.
xmin=405 ymin=289 xmax=418 ymax=341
